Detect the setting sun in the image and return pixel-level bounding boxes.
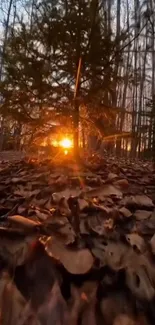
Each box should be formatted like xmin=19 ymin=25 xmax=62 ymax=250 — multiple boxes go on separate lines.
xmin=59 ymin=138 xmax=73 ymax=149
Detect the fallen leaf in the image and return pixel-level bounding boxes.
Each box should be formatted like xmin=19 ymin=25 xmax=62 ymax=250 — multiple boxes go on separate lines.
xmin=126 ymin=265 xmax=155 ymax=301
xmin=8 ymin=215 xmax=41 ymax=229
xmin=113 ymin=314 xmax=136 ymax=325
xmin=44 ymin=216 xmax=75 ymax=244
xmin=150 ymin=233 xmax=155 ymax=254
xmin=81 ymin=296 xmax=97 ymax=325
xmin=134 ymin=210 xmax=152 ymax=221
xmin=80 ymin=281 xmax=98 ymax=302
xmin=125 ymin=234 xmax=147 ymax=253
xmin=69 ymin=285 xmax=86 ymax=325
xmin=0 ymin=271 xmax=33 ymax=325
xmin=55 ymin=175 xmax=68 ymax=186
xmin=0 ymin=235 xmax=38 ymax=266
xmin=37 ymin=281 xmax=69 ymax=325
xmin=107 ymin=173 xmax=118 ymax=181
xmin=44 ymin=236 xmax=94 ymax=274
xmin=114 ymin=179 xmax=129 ymax=190
xmin=91 ymin=239 xmax=130 ymax=270
xmin=58 ymin=197 xmax=71 ymax=216
xmin=119 ymin=207 xmax=132 ymax=218
xmin=80 ymin=219 xmax=89 ymax=235
xmin=52 ymin=188 xmax=81 ymax=202
xmin=14 ymin=188 xmax=40 ymax=198
xmin=100 ymin=293 xmax=134 ymax=325
xmin=78 ymin=198 xmax=89 ymax=211
xmin=34 ymin=208 xmax=50 ymax=221
xmin=123 ymin=195 xmax=154 ymax=209
xmin=85 ymin=184 xmax=122 ymax=199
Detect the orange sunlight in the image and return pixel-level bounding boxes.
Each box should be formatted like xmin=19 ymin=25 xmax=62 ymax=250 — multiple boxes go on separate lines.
xmin=59 ymin=138 xmax=73 ymax=149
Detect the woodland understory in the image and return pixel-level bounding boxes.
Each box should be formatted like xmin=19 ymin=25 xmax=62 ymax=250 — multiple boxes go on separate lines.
xmin=0 ymin=0 xmax=155 ymax=323
xmin=0 ymin=154 xmax=154 ymax=325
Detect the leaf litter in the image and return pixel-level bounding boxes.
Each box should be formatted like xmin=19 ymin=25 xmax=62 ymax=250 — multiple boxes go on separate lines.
xmin=0 ymin=157 xmax=154 ymax=324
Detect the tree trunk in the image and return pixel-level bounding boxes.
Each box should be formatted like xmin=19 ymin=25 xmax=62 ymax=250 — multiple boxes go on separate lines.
xmin=0 ymin=0 xmax=14 ymax=151
xmin=131 ymin=0 xmax=140 ymax=158
xmin=73 ymin=99 xmax=80 ymax=158
xmin=137 ymin=25 xmax=148 ymax=156
xmin=150 ymin=0 xmax=155 ymax=165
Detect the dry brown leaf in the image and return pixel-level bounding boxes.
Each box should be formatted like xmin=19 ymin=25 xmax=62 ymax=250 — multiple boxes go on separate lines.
xmin=44 ymin=236 xmax=94 ymax=274
xmin=0 ymin=271 xmax=32 ymax=325
xmin=44 ymin=216 xmax=75 ymax=244
xmin=125 ymin=234 xmax=147 ymax=253
xmin=57 ymin=223 xmax=75 ymax=244
xmin=69 ymin=285 xmax=86 ymax=325
xmin=85 ymin=184 xmax=122 ymax=199
xmin=113 ymin=314 xmax=136 ymax=325
xmin=80 ymin=219 xmax=89 ymax=235
xmin=114 ymin=179 xmax=129 ymax=190
xmin=34 ymin=209 xmax=50 ymax=221
xmin=123 ymin=195 xmax=154 ymax=209
xmin=17 ymin=304 xmax=39 ymax=325
xmin=92 ymin=239 xmax=130 ymax=270
xmin=69 ymin=282 xmax=97 ymax=325
xmin=75 ymin=281 xmax=98 ymax=304
xmin=81 ymin=299 xmax=97 ymax=325
xmin=8 ymin=215 xmax=41 ymax=229
xmin=100 ymin=293 xmax=134 ymax=325
xmin=55 ymin=175 xmax=68 ymax=186
xmin=14 ymin=188 xmax=40 ymax=198
xmin=134 ymin=210 xmax=152 ymax=221
xmin=119 ymin=207 xmax=132 ymax=218
xmin=150 ymin=233 xmax=155 ymax=254
xmin=37 ymin=281 xmax=68 ymax=325
xmin=87 ymin=215 xmax=105 ymax=235
xmin=107 ymin=173 xmax=118 ymax=181
xmin=126 ymin=265 xmax=155 ymax=301
xmin=78 ymin=198 xmax=89 ymax=211
xmin=52 ymin=188 xmax=81 ymax=202
xmin=0 ymin=235 xmax=38 ymax=266
xmin=58 ymin=198 xmax=71 ymax=216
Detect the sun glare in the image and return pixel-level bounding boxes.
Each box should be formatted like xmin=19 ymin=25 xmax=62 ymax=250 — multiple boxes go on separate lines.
xmin=52 ymin=140 xmax=59 ymax=147
xmin=59 ymin=138 xmax=73 ymax=149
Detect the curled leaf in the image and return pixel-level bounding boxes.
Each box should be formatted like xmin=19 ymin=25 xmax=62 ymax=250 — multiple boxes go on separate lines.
xmin=8 ymin=215 xmax=41 ymax=229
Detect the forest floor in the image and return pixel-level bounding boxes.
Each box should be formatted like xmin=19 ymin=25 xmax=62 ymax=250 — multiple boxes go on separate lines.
xmin=0 ymin=152 xmax=155 ymax=325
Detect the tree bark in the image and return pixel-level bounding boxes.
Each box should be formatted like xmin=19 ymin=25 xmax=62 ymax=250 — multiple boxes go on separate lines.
xmin=0 ymin=0 xmax=14 ymax=151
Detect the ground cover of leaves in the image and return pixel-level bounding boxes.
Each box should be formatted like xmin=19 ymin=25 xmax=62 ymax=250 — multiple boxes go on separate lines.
xmin=0 ymin=155 xmax=155 ymax=325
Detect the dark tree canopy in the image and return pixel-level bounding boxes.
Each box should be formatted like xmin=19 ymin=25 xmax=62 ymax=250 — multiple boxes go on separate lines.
xmin=0 ymin=0 xmax=126 ymax=142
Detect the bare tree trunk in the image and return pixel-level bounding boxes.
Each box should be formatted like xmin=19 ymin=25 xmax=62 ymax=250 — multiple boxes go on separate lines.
xmin=137 ymin=25 xmax=148 ymax=156
xmin=0 ymin=0 xmax=14 ymax=151
xmin=149 ymin=0 xmax=155 ymax=165
xmin=116 ymin=0 xmax=129 ymax=155
xmin=131 ymin=0 xmax=140 ymax=158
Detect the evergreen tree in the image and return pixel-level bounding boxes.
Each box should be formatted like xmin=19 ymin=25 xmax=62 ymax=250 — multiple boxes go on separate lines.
xmin=0 ymin=0 xmax=126 ymax=150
